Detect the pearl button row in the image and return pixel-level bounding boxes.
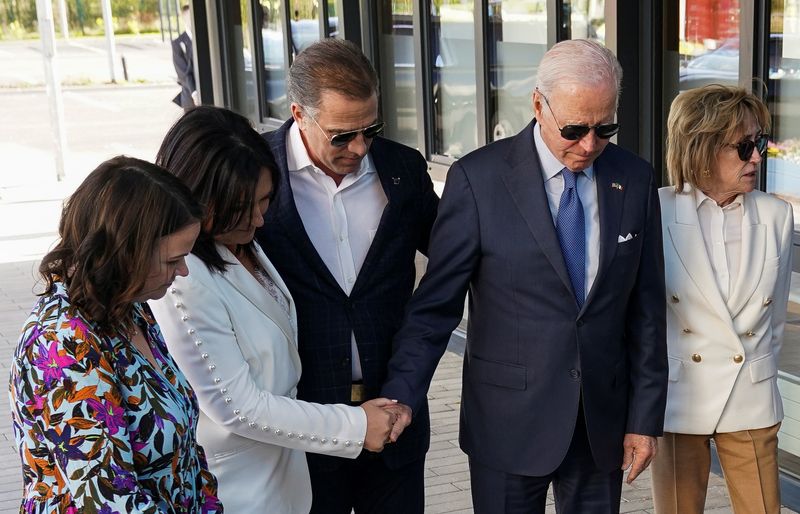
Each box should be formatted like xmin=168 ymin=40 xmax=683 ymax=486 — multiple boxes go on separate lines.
xmin=168 ymin=286 xmax=363 ymax=449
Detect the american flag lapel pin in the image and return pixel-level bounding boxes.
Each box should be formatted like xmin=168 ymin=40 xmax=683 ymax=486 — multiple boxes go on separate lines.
xmin=611 ymin=182 xmax=623 ymax=191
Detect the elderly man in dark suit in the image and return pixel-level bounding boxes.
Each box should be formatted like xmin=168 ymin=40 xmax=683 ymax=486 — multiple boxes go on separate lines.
xmin=382 ymin=39 xmax=668 ymax=513
xmin=254 ymin=39 xmax=438 ymax=514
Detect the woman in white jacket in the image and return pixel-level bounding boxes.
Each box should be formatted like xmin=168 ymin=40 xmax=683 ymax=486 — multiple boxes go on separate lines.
xmin=652 ymin=85 xmax=793 ymax=514
xmin=149 ymin=106 xmax=398 ymax=513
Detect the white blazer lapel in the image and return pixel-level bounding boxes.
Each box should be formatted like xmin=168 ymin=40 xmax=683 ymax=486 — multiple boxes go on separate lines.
xmin=727 ymin=193 xmax=766 ymax=318
xmin=667 ymin=189 xmax=732 ymax=325
xmin=216 ymin=244 xmax=298 ymax=352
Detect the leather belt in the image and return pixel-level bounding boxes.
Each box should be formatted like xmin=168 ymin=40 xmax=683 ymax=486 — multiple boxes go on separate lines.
xmin=351 ymin=383 xmax=366 ymax=403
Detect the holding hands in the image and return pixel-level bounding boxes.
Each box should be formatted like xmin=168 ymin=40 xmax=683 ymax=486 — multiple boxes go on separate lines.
xmin=359 ymin=399 xmax=414 ymax=452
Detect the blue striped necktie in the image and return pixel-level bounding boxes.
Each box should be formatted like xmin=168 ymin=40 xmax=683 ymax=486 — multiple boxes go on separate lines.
xmin=556 ymin=168 xmax=585 ymax=307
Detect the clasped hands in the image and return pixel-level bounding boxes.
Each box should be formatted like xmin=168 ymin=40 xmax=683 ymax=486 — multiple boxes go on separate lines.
xmin=359 ymin=398 xmax=413 ymax=452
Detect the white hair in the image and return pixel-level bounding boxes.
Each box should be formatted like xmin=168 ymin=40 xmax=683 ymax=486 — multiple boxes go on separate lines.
xmin=535 ymin=39 xmax=623 ymax=105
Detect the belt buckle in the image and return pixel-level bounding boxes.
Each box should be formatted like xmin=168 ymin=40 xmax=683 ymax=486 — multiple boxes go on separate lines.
xmin=351 ymin=383 xmax=365 ymax=403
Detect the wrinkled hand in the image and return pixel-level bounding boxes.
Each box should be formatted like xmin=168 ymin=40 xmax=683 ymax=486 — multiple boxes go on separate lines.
xmin=621 ymin=433 xmax=657 ymax=484
xmin=382 ymin=401 xmax=412 ymax=443
xmin=360 ymin=398 xmax=398 ymax=452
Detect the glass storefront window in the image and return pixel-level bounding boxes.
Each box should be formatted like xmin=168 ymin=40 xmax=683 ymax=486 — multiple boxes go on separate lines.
xmin=769 ymin=0 xmax=800 ymax=478
xmin=378 ymin=0 xmax=418 ymax=149
xmin=767 ymin=0 xmax=800 ymax=231
xmin=257 ymin=0 xmax=290 ymax=119
xmin=290 ymin=0 xmax=321 ymax=56
xmin=564 ymin=0 xmax=605 ymax=44
xmin=327 ymin=0 xmax=340 ymax=38
xmin=486 ymin=0 xmax=546 ymax=142
xmin=430 ymin=0 xmax=478 ymax=159
xmin=229 ymin=0 xmax=259 ymax=120
xmin=677 ymin=0 xmax=741 ymax=92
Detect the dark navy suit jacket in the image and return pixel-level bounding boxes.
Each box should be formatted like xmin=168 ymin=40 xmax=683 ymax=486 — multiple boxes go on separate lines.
xmin=381 ymin=121 xmax=668 ymax=475
xmin=171 ymin=31 xmax=195 ymax=108
xmin=256 ymin=119 xmax=439 ymax=471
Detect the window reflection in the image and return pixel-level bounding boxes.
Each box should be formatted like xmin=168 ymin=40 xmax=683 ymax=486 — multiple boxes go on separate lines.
xmin=290 ymin=0 xmax=321 ymax=55
xmin=486 ymin=0 xmax=546 ymax=141
xmin=327 ymin=0 xmax=339 ymax=38
xmin=767 ymin=0 xmax=800 ymax=231
xmin=257 ymin=0 xmax=289 ymax=119
xmin=563 ymin=0 xmax=605 ymax=43
xmin=231 ymin=0 xmax=258 ymax=120
xmin=677 ymin=1 xmax=740 ymax=91
xmin=430 ymin=0 xmax=478 ymax=159
xmin=378 ymin=0 xmax=417 ymax=148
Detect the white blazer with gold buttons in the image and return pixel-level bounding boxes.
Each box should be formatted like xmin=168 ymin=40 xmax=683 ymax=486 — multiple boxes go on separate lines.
xmin=149 ymin=242 xmax=367 ymax=514
xmin=659 ymin=185 xmax=793 ymax=435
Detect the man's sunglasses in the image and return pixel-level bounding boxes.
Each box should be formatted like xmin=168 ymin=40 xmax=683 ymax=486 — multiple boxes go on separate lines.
xmin=307 ymin=113 xmax=385 ymax=147
xmin=726 ymin=134 xmax=769 ymax=162
xmin=537 ymin=89 xmax=620 ymax=141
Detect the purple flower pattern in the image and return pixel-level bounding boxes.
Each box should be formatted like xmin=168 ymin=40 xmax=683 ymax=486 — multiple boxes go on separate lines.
xmin=9 ymin=282 xmax=223 ymax=513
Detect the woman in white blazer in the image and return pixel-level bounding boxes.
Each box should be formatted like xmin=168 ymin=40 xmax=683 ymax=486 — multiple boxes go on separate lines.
xmin=149 ymin=107 xmax=398 ymax=513
xmin=652 ymin=85 xmax=793 ymax=514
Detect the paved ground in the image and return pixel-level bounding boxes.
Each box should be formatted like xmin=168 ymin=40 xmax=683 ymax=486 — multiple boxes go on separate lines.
xmin=0 ymin=35 xmax=176 ymax=88
xmin=0 ymin=34 xmax=798 ymax=513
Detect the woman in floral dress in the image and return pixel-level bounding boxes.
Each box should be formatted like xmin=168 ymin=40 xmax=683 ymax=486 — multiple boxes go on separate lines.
xmin=9 ymin=156 xmax=223 ymax=513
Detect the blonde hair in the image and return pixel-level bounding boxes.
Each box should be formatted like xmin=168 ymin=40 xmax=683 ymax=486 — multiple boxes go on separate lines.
xmin=666 ymin=84 xmax=770 ymax=192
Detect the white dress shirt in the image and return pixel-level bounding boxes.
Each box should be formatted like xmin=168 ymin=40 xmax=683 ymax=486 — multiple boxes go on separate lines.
xmin=533 ymin=122 xmax=600 ymax=300
xmin=695 ymin=189 xmax=743 ymax=303
xmin=286 ymin=122 xmax=388 ymax=380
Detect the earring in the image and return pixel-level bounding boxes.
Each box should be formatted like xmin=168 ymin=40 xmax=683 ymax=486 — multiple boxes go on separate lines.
xmin=701 ymin=169 xmax=711 ymax=177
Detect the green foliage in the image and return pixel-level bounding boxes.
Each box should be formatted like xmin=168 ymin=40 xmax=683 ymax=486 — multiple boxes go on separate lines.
xmin=0 ymin=0 xmax=171 ymax=39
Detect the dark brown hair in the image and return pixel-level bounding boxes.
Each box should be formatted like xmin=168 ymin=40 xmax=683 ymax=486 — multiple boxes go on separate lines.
xmin=156 ymin=106 xmax=278 ymax=272
xmin=287 ymin=38 xmax=379 ymax=115
xmin=39 ymin=156 xmax=202 ymax=335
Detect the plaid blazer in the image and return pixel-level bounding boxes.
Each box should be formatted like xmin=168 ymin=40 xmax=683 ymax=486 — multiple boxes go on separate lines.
xmin=255 ymin=119 xmax=439 ymax=471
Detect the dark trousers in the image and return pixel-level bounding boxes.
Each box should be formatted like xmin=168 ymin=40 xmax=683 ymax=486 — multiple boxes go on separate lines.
xmin=308 ymin=452 xmax=425 ymax=514
xmin=469 ymin=408 xmax=623 ymax=514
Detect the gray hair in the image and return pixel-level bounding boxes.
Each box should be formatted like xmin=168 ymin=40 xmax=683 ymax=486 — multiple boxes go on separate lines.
xmin=535 ymin=39 xmax=623 ymax=105
xmin=287 ymin=38 xmax=379 ymax=116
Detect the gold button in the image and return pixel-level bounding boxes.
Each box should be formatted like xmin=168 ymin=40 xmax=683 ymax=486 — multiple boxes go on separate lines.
xmin=691 ymin=353 xmax=702 ymax=363
xmin=682 ymin=328 xmax=692 ymax=334
xmin=746 ymin=331 xmax=756 ymax=337
xmin=764 ymin=298 xmax=773 ymax=306
xmin=671 ymin=295 xmax=679 ymax=303
xmin=733 ymin=354 xmax=744 ymax=363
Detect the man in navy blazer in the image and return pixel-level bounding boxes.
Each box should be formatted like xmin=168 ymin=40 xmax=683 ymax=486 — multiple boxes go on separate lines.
xmin=255 ymin=39 xmax=438 ymax=513
xmin=383 ymin=39 xmax=668 ymax=512
xmin=171 ymin=5 xmax=195 ymax=111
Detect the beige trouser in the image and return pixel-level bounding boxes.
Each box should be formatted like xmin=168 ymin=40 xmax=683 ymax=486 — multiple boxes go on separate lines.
xmin=650 ymin=423 xmax=781 ymax=514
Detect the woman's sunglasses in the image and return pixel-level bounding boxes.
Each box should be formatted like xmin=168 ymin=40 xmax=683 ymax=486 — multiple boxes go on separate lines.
xmin=308 ymin=113 xmax=385 ymax=147
xmin=538 ymin=89 xmax=620 ymax=141
xmin=726 ymin=134 xmax=769 ymax=162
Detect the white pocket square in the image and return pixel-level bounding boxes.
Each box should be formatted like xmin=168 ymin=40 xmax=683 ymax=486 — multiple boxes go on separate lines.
xmin=618 ymin=233 xmax=635 ymax=243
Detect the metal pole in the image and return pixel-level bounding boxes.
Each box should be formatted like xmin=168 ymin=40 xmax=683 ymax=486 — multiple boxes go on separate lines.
xmin=35 ymin=0 xmax=68 ymax=181
xmin=57 ymin=0 xmax=69 ymax=39
xmin=166 ymin=0 xmax=174 ymax=42
xmin=100 ymin=0 xmax=117 ymax=82
xmin=157 ymin=0 xmax=165 ymax=42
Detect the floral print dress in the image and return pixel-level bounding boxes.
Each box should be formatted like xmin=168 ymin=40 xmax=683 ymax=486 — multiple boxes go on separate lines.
xmin=9 ymin=281 xmax=223 ymax=513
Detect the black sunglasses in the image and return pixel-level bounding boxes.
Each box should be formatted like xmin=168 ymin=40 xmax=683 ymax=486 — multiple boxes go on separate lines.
xmin=308 ymin=113 xmax=385 ymax=147
xmin=727 ymin=134 xmax=769 ymax=162
xmin=538 ymin=89 xmax=620 ymax=141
